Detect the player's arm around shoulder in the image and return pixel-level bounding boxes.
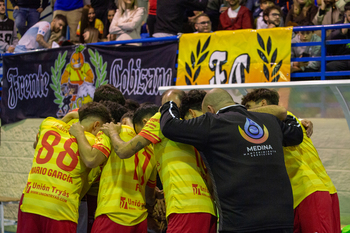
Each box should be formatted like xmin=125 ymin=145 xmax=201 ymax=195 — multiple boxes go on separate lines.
xmin=101 ymin=122 xmax=152 ymax=159
xmin=69 ymin=122 xmax=109 ymax=168
xmin=280 ymin=114 xmax=304 ymax=147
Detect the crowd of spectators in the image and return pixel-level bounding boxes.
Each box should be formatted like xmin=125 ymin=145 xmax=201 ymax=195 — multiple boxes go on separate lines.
xmin=0 ymin=0 xmax=348 ymax=78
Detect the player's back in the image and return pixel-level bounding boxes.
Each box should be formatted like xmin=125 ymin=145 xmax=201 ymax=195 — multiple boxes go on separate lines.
xmin=95 ymin=125 xmax=157 ymax=226
xmin=140 ymin=112 xmax=216 ymax=219
xmin=21 ymin=117 xmax=96 ymax=223
xmin=283 ymin=111 xmax=336 ymax=207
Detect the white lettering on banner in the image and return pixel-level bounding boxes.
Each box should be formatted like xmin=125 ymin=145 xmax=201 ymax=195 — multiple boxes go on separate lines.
xmin=209 ymin=52 xmax=250 ymax=85
xmin=7 ymin=65 xmax=50 ymax=109
xmin=109 ymin=58 xmax=172 ymax=96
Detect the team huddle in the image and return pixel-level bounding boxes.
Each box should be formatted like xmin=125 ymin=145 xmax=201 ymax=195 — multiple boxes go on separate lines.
xmin=16 ymin=85 xmax=340 ymax=233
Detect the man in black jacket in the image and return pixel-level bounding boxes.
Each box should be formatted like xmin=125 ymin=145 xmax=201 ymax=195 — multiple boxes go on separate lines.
xmin=160 ymin=88 xmax=303 ymax=233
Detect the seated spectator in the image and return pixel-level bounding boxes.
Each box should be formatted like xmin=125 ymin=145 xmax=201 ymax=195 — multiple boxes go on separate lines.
xmin=83 ymin=27 xmax=100 ymax=43
xmin=257 ymin=0 xmax=284 ymax=28
xmin=153 ymin=0 xmax=207 ymax=37
xmin=219 ymin=0 xmax=253 ymax=30
xmin=50 ymin=0 xmax=83 ymax=43
xmin=326 ymin=2 xmax=350 ymax=79
xmin=147 ymin=0 xmax=157 ymax=36
xmin=91 ymin=0 xmax=116 ymax=24
xmin=291 ymin=21 xmax=321 ymax=74
xmin=103 ymin=8 xmax=117 ymax=40
xmin=194 ymin=13 xmax=213 ymax=32
xmin=0 ymin=0 xmax=18 ymax=53
xmin=15 ymin=14 xmax=67 ymax=52
xmin=10 ymin=0 xmax=49 ymax=36
xmin=275 ymin=0 xmax=293 ymax=19
xmin=205 ymin=0 xmax=229 ymax=31
xmin=285 ymin=0 xmax=318 ymax=25
xmin=109 ymin=0 xmax=144 ymax=43
xmin=312 ymin=0 xmax=342 ymax=25
xmin=77 ymin=5 xmax=104 ymax=43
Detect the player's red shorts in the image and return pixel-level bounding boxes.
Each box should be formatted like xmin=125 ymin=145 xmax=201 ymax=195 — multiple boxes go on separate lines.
xmin=293 ymin=191 xmax=340 ymax=233
xmin=17 ymin=194 xmax=77 ymax=233
xmin=91 ymin=214 xmax=147 ymax=233
xmin=331 ymin=193 xmax=341 ymax=233
xmin=167 ymin=213 xmax=217 ymax=233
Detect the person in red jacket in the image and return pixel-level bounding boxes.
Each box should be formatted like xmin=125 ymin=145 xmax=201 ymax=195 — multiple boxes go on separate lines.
xmin=219 ymin=0 xmax=253 ymax=29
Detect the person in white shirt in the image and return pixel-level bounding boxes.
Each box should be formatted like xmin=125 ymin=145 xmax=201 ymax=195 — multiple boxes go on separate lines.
xmin=109 ymin=0 xmax=144 ymax=44
xmin=15 ymin=14 xmax=66 ymax=52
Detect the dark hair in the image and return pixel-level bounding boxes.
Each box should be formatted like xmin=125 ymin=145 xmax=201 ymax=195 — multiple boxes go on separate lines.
xmin=121 ymin=111 xmax=134 ymax=122
xmin=297 ymin=20 xmax=314 ymax=27
xmin=180 ymin=89 xmax=206 ymax=119
xmin=79 ymin=5 xmax=96 ymax=43
xmin=133 ymin=104 xmax=159 ymax=130
xmin=125 ymin=99 xmax=140 ymax=111
xmin=259 ymin=0 xmax=274 ymax=4
xmin=78 ymin=102 xmax=112 ymax=123
xmin=99 ymin=100 xmax=128 ymax=122
xmin=345 ymin=2 xmax=350 ymax=12
xmin=93 ymin=84 xmax=126 ymax=105
xmin=241 ymin=88 xmax=280 ymax=107
xmin=0 ymin=0 xmax=5 ymax=3
xmin=54 ymin=14 xmax=68 ymax=27
xmin=103 ymin=8 xmax=116 ymax=38
xmin=263 ymin=5 xmax=282 ymax=24
xmin=194 ymin=12 xmax=210 ymax=24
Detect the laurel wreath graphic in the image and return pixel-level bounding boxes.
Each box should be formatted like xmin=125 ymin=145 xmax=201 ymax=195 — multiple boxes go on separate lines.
xmin=88 ymin=49 xmax=107 ymax=88
xmin=185 ymin=36 xmax=211 ymax=85
xmin=257 ymin=33 xmax=283 ymax=82
xmin=50 ymin=51 xmax=68 ymax=108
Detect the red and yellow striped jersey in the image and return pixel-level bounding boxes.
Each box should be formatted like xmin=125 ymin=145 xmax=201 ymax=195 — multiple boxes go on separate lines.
xmin=284 ymin=112 xmax=336 ymax=208
xmin=139 ymin=112 xmax=216 ymax=218
xmin=95 ymin=125 xmax=157 ymax=226
xmin=21 ymin=117 xmax=110 ymax=223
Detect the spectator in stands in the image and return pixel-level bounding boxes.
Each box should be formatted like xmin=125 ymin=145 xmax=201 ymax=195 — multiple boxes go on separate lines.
xmin=147 ymin=0 xmax=157 ymax=37
xmin=275 ymin=0 xmax=293 ymax=19
xmin=261 ymin=5 xmax=284 ymax=28
xmin=285 ymin=0 xmax=318 ymax=25
xmin=257 ymin=1 xmax=284 ymax=28
xmin=10 ymin=0 xmax=49 ymax=36
xmin=291 ymin=21 xmax=321 ymax=74
xmin=109 ymin=0 xmax=144 ymax=43
xmin=153 ymin=0 xmax=208 ymax=37
xmin=219 ymin=0 xmax=253 ymax=30
xmin=138 ymin=0 xmax=149 ymax=22
xmin=0 ymin=0 xmax=18 ymax=53
xmin=326 ymin=2 xmax=350 ymax=79
xmin=51 ymin=0 xmax=84 ymax=43
xmin=91 ymin=0 xmax=116 ymax=25
xmin=103 ymin=8 xmax=117 ymax=40
xmin=14 ymin=14 xmax=66 ymax=52
xmin=77 ymin=5 xmax=104 ymax=43
xmin=205 ymin=0 xmax=228 ymax=31
xmin=83 ymin=27 xmax=100 ymax=43
xmin=194 ymin=13 xmax=212 ymax=32
xmin=312 ymin=0 xmax=342 ymax=25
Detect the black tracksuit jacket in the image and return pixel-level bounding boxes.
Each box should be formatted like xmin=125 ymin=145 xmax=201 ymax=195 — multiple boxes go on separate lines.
xmin=160 ymin=102 xmax=303 ymax=233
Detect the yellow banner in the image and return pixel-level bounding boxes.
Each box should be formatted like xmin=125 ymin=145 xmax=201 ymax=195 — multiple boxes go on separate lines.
xmin=176 ymin=27 xmax=293 ymax=85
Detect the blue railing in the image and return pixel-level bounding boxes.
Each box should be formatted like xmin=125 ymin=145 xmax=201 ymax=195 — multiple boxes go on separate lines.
xmin=291 ymin=24 xmax=350 ymax=80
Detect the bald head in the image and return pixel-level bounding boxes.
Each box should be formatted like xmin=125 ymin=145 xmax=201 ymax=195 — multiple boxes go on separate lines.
xmin=161 ymin=89 xmax=186 ymax=107
xmin=202 ymin=88 xmax=235 ymax=113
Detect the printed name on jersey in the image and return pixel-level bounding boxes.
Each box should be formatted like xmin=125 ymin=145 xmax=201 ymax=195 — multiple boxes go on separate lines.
xmin=25 ymin=181 xmax=70 ymax=203
xmin=192 ymin=183 xmax=210 ymax=197
xmin=120 ymin=196 xmax=145 ymax=210
xmin=30 ymin=166 xmax=73 ymax=184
